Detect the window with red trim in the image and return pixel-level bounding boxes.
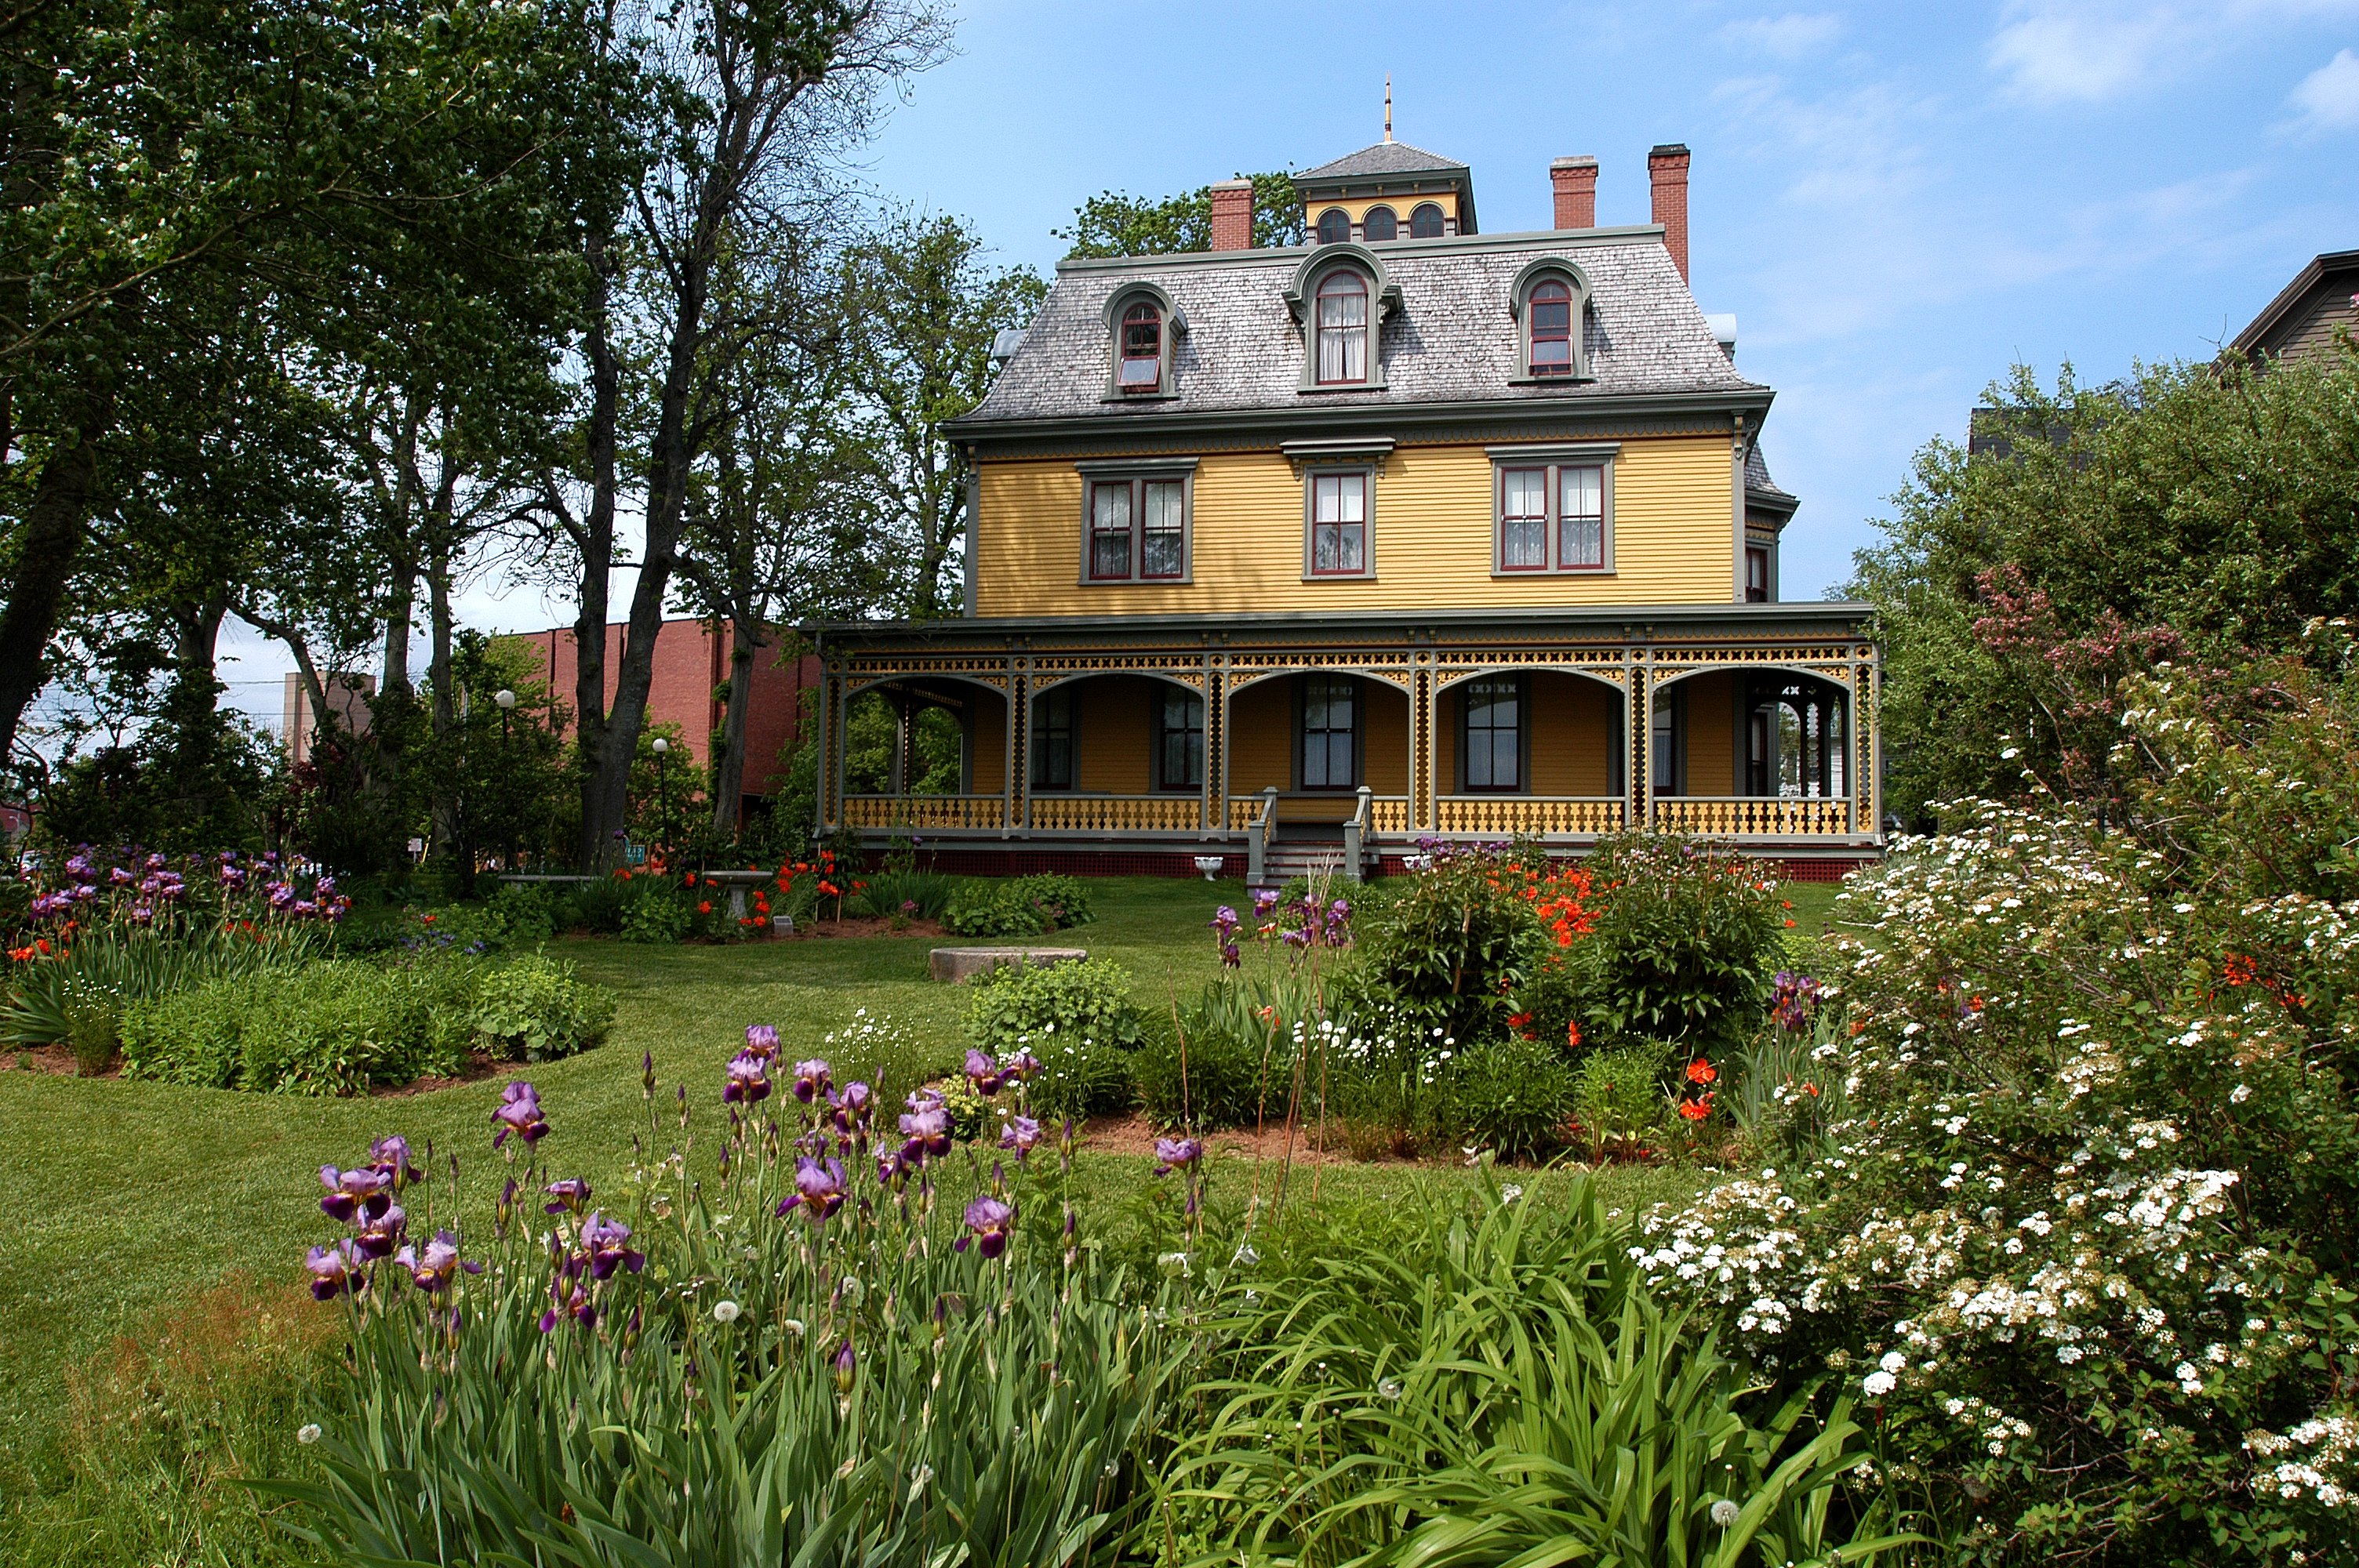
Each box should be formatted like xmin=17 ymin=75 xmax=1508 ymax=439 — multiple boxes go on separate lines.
xmin=1310 ymin=471 xmax=1368 ymax=575
xmin=1500 ymin=468 xmax=1548 ymax=571
xmin=1314 ymin=270 xmax=1369 ymax=384
xmin=1493 ymin=459 xmax=1609 ymax=574
xmin=1528 ymin=280 xmax=1573 ymax=377
xmin=1085 ymin=474 xmax=1189 ymax=583
xmin=1117 ymin=302 xmax=1162 ymax=391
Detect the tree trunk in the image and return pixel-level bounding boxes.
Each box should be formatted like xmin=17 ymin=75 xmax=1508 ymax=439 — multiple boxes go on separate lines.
xmin=0 ymin=421 xmax=100 ymax=768
xmin=573 ymin=226 xmax=620 ymax=870
xmin=423 ymin=483 xmax=467 ymax=889
xmin=710 ymin=614 xmax=764 ymax=837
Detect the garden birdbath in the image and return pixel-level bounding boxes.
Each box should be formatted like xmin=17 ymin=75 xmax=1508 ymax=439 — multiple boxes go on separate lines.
xmin=697 ymin=869 xmax=774 ymax=920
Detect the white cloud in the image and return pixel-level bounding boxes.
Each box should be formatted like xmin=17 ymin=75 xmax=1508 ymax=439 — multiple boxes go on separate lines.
xmin=1989 ymin=2 xmax=2359 ymax=103
xmin=1717 ymin=12 xmax=1844 ymax=60
xmin=2288 ymin=47 xmax=2359 ymax=129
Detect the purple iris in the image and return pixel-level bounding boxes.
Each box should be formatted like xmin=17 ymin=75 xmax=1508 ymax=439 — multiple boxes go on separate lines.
xmin=540 ymin=1280 xmax=595 ymax=1334
xmin=722 ymin=1051 xmax=772 ymax=1105
xmin=144 ymin=852 xmax=165 ymax=871
xmin=219 ymin=864 xmax=246 ymax=890
xmin=1000 ymin=1116 xmax=1043 ymax=1157
xmin=1153 ymin=1137 xmax=1204 ymax=1177
xmin=1220 ymin=942 xmax=1241 ymax=968
xmin=65 ymin=855 xmax=94 ymax=883
xmin=792 ymin=1059 xmax=831 ymax=1104
xmin=831 ymin=1080 xmax=874 ymax=1135
xmin=964 ymin=1048 xmax=1003 ymax=1096
xmin=315 ymin=873 xmax=337 ymax=898
xmin=958 ymin=1195 xmax=1016 ymax=1258
xmin=744 ymin=1024 xmax=780 ymax=1061
xmin=780 ymin=1155 xmax=848 ymax=1221
xmin=304 ymin=1240 xmax=368 ymax=1300
xmin=369 ymin=1135 xmax=422 ymax=1189
xmin=394 ymin=1230 xmax=479 ymax=1292
xmin=1251 ymin=888 xmax=1281 ymax=920
xmin=998 ymin=1049 xmax=1041 ymax=1084
xmin=899 ymin=1092 xmax=951 ymax=1163
xmin=1211 ymin=906 xmax=1240 ymax=942
xmin=492 ymin=1082 xmax=548 ymax=1149
xmin=111 ymin=866 xmax=134 ymax=887
xmin=129 ymin=902 xmax=154 ymax=925
xmin=580 ymin=1212 xmax=645 ymax=1279
xmin=544 ymin=1177 xmax=591 ymax=1214
xmin=876 ymin=1148 xmax=908 ymax=1185
xmin=267 ymin=882 xmax=296 ymax=911
xmin=354 ymin=1203 xmax=406 ymax=1259
xmin=318 ymin=1165 xmax=394 ymax=1222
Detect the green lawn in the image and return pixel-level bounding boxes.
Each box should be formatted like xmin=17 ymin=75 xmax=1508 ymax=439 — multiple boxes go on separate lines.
xmin=0 ymin=869 xmax=1856 ymax=1559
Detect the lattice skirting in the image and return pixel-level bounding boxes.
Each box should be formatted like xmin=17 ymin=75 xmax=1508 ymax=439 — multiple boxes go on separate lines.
xmin=876 ymin=848 xmax=1248 ymax=880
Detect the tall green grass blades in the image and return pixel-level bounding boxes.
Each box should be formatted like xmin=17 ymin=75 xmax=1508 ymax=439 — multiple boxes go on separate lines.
xmin=2 ymin=921 xmax=325 ymax=1046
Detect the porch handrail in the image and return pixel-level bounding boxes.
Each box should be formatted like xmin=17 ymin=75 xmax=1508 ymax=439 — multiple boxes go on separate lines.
xmin=1246 ymin=786 xmax=1278 ymax=885
xmin=1434 ymin=796 xmax=1626 ymax=836
xmin=1651 ymin=796 xmax=1853 ymax=836
xmin=1026 ymin=795 xmax=1202 ymax=833
xmin=1340 ymin=785 xmax=1373 ymax=884
xmin=841 ymin=794 xmax=1005 ymax=831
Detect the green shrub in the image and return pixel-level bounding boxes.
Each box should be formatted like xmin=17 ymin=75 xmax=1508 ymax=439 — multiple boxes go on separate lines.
xmin=966 ymin=957 xmax=1139 ymax=1118
xmin=942 ymin=874 xmax=1096 ymax=938
xmin=850 ymin=869 xmax=957 ymax=921
xmin=121 ymin=959 xmax=480 ymax=1094
xmin=1452 ymin=1031 xmax=1576 ymax=1160
xmin=1348 ymin=844 xmax=1538 ymax=1047
xmin=482 ymin=881 xmax=558 ymax=942
xmin=1137 ymin=981 xmax=1291 ymax=1131
xmin=62 ymin=977 xmax=122 ymax=1076
xmin=1563 ymin=833 xmax=1784 ymax=1054
xmin=617 ymin=887 xmax=692 ymax=944
xmin=1320 ymin=1001 xmax=1459 ymax=1160
xmin=1571 ymin=1041 xmax=1671 ymax=1162
xmin=2 ymin=922 xmax=323 ymax=1046
xmin=470 ymin=953 xmax=615 ymax=1062
xmin=558 ymin=874 xmax=637 ymax=934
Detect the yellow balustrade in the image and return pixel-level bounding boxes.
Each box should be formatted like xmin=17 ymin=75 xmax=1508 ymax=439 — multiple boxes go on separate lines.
xmin=1227 ymin=797 xmax=1266 ymax=830
xmin=1433 ymin=797 xmax=1626 ymax=835
xmin=1650 ymin=797 xmax=1852 ymax=836
xmin=841 ymin=795 xmax=1005 ymax=830
xmin=1366 ymin=797 xmax=1410 ymax=832
xmin=1029 ymin=796 xmax=1203 ymax=833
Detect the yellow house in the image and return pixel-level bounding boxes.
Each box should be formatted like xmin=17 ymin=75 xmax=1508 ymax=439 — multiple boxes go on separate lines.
xmin=810 ymin=139 xmax=1880 ymax=880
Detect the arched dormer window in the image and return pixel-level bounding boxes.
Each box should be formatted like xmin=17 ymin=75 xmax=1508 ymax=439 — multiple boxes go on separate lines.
xmin=1408 ymin=201 xmax=1445 ymax=238
xmin=1100 ymin=283 xmax=1182 ymax=400
xmin=1315 ymin=270 xmax=1369 ymax=385
xmin=1118 ymin=302 xmax=1161 ymax=391
xmin=1507 ymin=259 xmax=1592 ymax=384
xmin=1316 ymin=208 xmax=1350 ymax=245
xmin=1361 ymin=205 xmax=1397 ymax=241
xmin=1285 ymin=245 xmax=1402 ymax=393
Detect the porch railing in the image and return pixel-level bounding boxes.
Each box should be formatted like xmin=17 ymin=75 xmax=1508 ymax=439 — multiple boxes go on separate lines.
xmin=1029 ymin=795 xmax=1202 ymax=833
xmin=1652 ymin=797 xmax=1853 ymax=836
xmin=1434 ymin=797 xmax=1627 ymax=836
xmin=1366 ymin=795 xmax=1411 ymax=832
xmin=842 ymin=794 xmax=1005 ymax=830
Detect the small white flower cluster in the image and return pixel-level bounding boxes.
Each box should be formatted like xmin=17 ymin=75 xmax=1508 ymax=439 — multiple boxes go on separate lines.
xmin=2246 ymin=1416 xmax=2359 ymax=1512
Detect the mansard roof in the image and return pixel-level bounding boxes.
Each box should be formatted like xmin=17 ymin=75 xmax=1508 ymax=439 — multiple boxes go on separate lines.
xmin=958 ymin=229 xmax=1764 ymax=432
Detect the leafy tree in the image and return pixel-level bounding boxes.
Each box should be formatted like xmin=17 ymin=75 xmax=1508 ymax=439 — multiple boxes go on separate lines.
xmin=1847 ymin=347 xmax=2359 ymax=826
xmin=840 ymin=213 xmax=1044 ymax=617
xmin=1055 ymin=171 xmax=1305 ymax=257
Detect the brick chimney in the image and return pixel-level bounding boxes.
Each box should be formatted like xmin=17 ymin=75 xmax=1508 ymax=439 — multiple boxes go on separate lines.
xmin=1550 ymin=156 xmax=1598 ymax=229
xmin=1209 ymin=179 xmax=1254 ymax=251
xmin=1648 ymin=143 xmax=1690 ymax=282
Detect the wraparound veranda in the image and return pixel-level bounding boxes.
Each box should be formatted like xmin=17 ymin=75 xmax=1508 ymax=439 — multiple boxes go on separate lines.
xmin=811 ymin=602 xmax=1881 ymax=877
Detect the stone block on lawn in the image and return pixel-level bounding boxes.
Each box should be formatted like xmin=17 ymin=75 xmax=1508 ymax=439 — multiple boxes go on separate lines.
xmin=929 ymin=947 xmax=1087 ymax=984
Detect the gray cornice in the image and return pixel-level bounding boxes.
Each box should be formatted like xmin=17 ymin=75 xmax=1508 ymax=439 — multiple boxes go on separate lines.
xmin=1051 ymin=224 xmax=1669 ymax=275
xmin=805 ymin=601 xmax=1877 ymax=645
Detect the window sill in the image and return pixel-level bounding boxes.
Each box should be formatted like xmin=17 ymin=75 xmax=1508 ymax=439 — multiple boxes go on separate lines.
xmin=1303 ymin=572 xmax=1376 ymax=583
xmin=1295 ymin=379 xmax=1389 ymax=394
xmin=1489 ymin=567 xmax=1614 ymax=579
xmin=1099 ymin=390 xmax=1180 ymax=404
xmin=1078 ymin=575 xmax=1195 ymax=587
xmin=1505 ymin=373 xmax=1598 ymax=388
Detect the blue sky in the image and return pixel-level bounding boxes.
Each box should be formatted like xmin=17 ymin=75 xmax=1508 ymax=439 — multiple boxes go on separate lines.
xmin=856 ymin=0 xmax=2359 ymax=596
xmin=200 ymin=0 xmax=2359 ymax=733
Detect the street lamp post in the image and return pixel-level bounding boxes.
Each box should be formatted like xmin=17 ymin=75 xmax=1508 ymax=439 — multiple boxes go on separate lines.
xmin=494 ymin=689 xmax=518 ymax=871
xmin=651 ymin=736 xmax=672 ymax=861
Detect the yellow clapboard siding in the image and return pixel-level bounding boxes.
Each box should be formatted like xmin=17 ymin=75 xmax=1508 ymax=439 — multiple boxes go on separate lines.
xmin=1363 ymin=680 xmax=1410 ymax=794
xmin=1528 ymin=674 xmax=1616 ymax=795
xmin=969 ymin=688 xmax=1006 ymax=793
xmin=972 ymin=436 xmax=1735 ymax=617
xmin=1227 ymin=678 xmax=1291 ymax=794
xmin=1074 ymin=676 xmax=1151 ymax=793
xmin=1680 ymin=672 xmax=1736 ymax=795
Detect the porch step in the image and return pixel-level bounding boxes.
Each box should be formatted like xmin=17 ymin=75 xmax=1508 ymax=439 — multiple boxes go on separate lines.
xmin=1255 ymin=840 xmax=1363 ymax=887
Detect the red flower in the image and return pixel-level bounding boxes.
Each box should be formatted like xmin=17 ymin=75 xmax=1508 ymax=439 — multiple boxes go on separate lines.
xmin=2223 ymin=954 xmax=2258 ymax=987
xmin=1677 ymin=1094 xmax=1713 ymax=1121
xmin=696 ymin=901 xmax=712 ymax=915
xmin=35 ymin=938 xmax=51 ymax=956
xmin=1685 ymin=1058 xmax=1717 ymax=1086
xmin=1566 ymin=1021 xmax=1582 ymax=1047
xmin=1507 ymin=1012 xmax=1532 ymax=1029
xmin=684 ymin=873 xmax=697 ymax=886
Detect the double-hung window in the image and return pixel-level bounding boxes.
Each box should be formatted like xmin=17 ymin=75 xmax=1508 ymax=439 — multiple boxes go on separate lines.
xmin=1117 ymin=303 xmax=1162 ymax=392
xmin=1462 ymin=675 xmax=1523 ymax=791
xmin=1300 ymin=674 xmax=1357 ymax=789
xmin=1489 ymin=448 xmax=1614 ymax=575
xmin=1527 ymin=281 xmax=1574 ymax=377
xmin=1079 ymin=465 xmax=1192 ymax=583
xmin=1156 ymin=691 xmax=1203 ymax=790
xmin=1308 ymin=470 xmax=1369 ymax=576
xmin=1315 ymin=271 xmax=1369 ymax=384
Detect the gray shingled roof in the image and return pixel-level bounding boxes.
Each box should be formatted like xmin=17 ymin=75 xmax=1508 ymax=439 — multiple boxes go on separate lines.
xmin=1298 ymin=140 xmax=1466 ymax=180
xmin=1744 ymin=442 xmax=1794 ymax=503
xmin=963 ymin=234 xmax=1762 ymax=425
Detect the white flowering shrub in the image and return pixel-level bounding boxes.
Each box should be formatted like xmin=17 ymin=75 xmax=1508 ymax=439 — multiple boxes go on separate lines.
xmin=1635 ymin=662 xmax=2359 ymax=1563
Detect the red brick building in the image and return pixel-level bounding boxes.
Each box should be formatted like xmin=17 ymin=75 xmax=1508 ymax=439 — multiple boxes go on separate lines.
xmin=503 ymin=619 xmax=820 ymax=824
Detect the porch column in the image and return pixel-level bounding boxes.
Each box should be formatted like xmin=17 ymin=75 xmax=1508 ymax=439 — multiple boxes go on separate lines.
xmin=1409 ymin=655 xmax=1434 ymax=831
xmin=1629 ymin=648 xmax=1652 ymax=833
xmin=889 ymin=688 xmax=911 ymax=796
xmin=1859 ymin=646 xmax=1882 ymax=841
xmin=1011 ymin=659 xmax=1033 ymax=835
xmin=820 ymin=666 xmax=845 ymax=833
xmin=1201 ymin=660 xmax=1222 ymax=837
xmin=1001 ymin=658 xmax=1017 ymax=838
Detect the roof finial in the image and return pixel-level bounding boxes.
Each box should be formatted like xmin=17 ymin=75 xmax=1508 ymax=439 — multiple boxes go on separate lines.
xmin=1383 ymin=74 xmax=1393 ymax=142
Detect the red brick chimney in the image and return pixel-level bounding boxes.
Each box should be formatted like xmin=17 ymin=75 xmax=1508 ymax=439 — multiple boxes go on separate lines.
xmin=1209 ymin=180 xmax=1254 ymax=251
xmin=1648 ymin=143 xmax=1690 ymax=282
xmin=1550 ymin=156 xmax=1598 ymax=229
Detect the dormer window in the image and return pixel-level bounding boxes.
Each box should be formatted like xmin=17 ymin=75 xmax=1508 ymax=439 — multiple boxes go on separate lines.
xmin=1316 ymin=208 xmax=1350 ymax=245
xmin=1118 ymin=303 xmax=1161 ymax=391
xmin=1362 ymin=205 xmax=1397 ymax=241
xmin=1315 ymin=270 xmax=1369 ymax=385
xmin=1409 ymin=202 xmax=1445 ymax=238
xmin=1528 ymin=280 xmax=1573 ymax=377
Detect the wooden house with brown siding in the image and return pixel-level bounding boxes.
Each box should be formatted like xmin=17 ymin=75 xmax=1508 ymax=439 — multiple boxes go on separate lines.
xmin=808 ymin=139 xmax=1881 ymax=880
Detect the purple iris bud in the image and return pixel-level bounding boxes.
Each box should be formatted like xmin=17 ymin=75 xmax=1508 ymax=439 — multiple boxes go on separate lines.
xmin=354 ymin=1203 xmax=406 ymax=1259
xmin=998 ymin=1049 xmax=1041 ymax=1084
xmin=783 ymin=1155 xmax=847 ymax=1221
xmin=540 ymin=1280 xmax=596 ymax=1334
xmin=831 ymin=1080 xmax=873 ymax=1134
xmin=1220 ymin=942 xmax=1241 ymax=968
xmin=875 ymin=1148 xmax=907 ymax=1185
xmin=744 ymin=1024 xmax=780 ymax=1061
xmin=492 ymin=1081 xmax=548 ymax=1149
xmin=791 ymin=1059 xmax=831 ymax=1103
xmin=304 ymin=1240 xmax=369 ymax=1300
xmin=318 ymin=1165 xmax=394 ymax=1222
xmin=1000 ymin=1116 xmax=1043 ymax=1157
xmin=958 ymin=1195 xmax=1016 ymax=1259
xmin=394 ymin=1229 xmax=477 ymax=1292
xmin=963 ymin=1048 xmax=1003 ymax=1096
xmin=1153 ymin=1137 xmax=1204 ymax=1177
xmin=722 ymin=1051 xmax=772 ymax=1105
xmin=496 ymin=1176 xmax=519 ymax=1233
xmin=369 ymin=1135 xmax=422 ymax=1189
xmin=832 ymin=1340 xmax=858 ymax=1394
xmin=580 ymin=1212 xmax=644 ymax=1279
xmin=544 ymin=1176 xmax=591 ymax=1214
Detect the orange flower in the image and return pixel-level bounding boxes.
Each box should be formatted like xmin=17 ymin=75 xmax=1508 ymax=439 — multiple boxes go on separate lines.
xmin=696 ymin=901 xmax=712 ymax=915
xmin=1677 ymin=1095 xmax=1713 ymax=1121
xmin=1685 ymin=1058 xmax=1717 ymax=1085
xmin=1566 ymin=1021 xmax=1582 ymax=1047
xmin=35 ymin=938 xmax=51 ymax=956
xmin=1803 ymin=1081 xmax=1821 ymax=1097
xmin=684 ymin=872 xmax=697 ymax=886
